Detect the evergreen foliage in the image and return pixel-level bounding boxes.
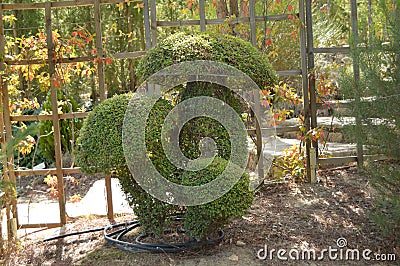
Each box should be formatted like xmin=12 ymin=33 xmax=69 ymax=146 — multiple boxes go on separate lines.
xmin=340 ymin=0 xmax=400 ymax=240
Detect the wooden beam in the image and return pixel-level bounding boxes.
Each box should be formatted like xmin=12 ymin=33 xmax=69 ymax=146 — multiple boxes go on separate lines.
xmin=143 ymin=0 xmax=151 ymax=50
xmin=150 ymin=0 xmax=157 ymax=47
xmin=4 ymin=51 xmax=145 ymax=66
xmin=0 ymin=4 xmax=16 ymax=241
xmin=10 ymin=112 xmax=89 ymax=122
xmin=1 ymin=12 xmax=18 ymax=236
xmin=305 ymin=0 xmax=318 ymax=183
xmin=319 ymin=156 xmax=357 ymax=166
xmin=299 ymin=0 xmax=311 ymax=182
xmin=112 ymin=51 xmax=146 ymax=59
xmin=1 ymin=0 xmax=134 ymax=11
xmin=15 ymin=167 xmax=81 ymax=176
xmin=45 ymin=2 xmax=66 ymax=226
xmin=199 ymin=0 xmax=206 ymax=32
xmin=19 ymin=223 xmax=62 ymax=229
xmin=350 ymin=0 xmax=364 ymax=168
xmin=314 ymin=47 xmax=350 ymax=54
xmin=247 ymin=126 xmax=300 ymax=136
xmin=276 ymin=70 xmax=302 ymax=76
xmin=105 ymin=174 xmax=114 ymax=222
xmin=4 ymin=56 xmax=95 ymax=66
xmin=156 ymin=14 xmax=293 ymax=27
xmin=249 ymin=0 xmax=257 ymax=47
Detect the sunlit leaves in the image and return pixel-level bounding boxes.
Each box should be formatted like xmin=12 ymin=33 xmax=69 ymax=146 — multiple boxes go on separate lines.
xmin=16 ymin=135 xmax=36 ymax=155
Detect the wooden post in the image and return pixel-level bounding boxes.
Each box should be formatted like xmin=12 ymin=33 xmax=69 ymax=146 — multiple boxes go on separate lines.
xmin=94 ymin=0 xmax=106 ymax=102
xmin=249 ymin=0 xmax=263 ymax=179
xmin=305 ymin=0 xmax=318 ymax=183
xmin=0 ymin=5 xmax=16 ymax=240
xmin=249 ymin=0 xmax=257 ymax=46
xmin=1 ymin=5 xmax=18 ymax=237
xmin=143 ymin=0 xmax=152 ymax=50
xmin=105 ymin=174 xmax=114 ymax=222
xmin=254 ymin=90 xmax=264 ymax=179
xmin=150 ymin=0 xmax=157 ymax=47
xmin=45 ymin=2 xmax=67 ymax=226
xmin=94 ymin=0 xmax=113 ymax=221
xmin=299 ymin=0 xmax=312 ymax=182
xmin=350 ymin=0 xmax=364 ymax=168
xmin=199 ymin=0 xmax=206 ymax=32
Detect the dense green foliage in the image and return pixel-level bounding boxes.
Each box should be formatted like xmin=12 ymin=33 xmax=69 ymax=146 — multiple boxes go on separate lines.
xmin=340 ymin=0 xmax=400 ymax=241
xmin=182 ymin=158 xmax=253 ymax=240
xmin=134 ymin=32 xmax=273 ymax=238
xmin=76 ymin=92 xmax=181 ymax=235
xmin=75 ymin=93 xmax=132 ymax=174
xmin=135 ymin=31 xmax=276 ymax=167
xmin=136 ymin=32 xmax=277 ymax=89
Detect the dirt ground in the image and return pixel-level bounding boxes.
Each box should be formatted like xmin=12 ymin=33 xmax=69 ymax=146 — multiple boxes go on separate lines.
xmin=5 ymin=166 xmax=399 ymax=265
xmin=16 ymin=173 xmax=101 ymax=203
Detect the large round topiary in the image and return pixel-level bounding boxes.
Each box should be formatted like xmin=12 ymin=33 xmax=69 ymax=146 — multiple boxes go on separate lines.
xmin=136 ymin=32 xmax=278 ymax=89
xmin=136 ymin=32 xmax=278 ymax=163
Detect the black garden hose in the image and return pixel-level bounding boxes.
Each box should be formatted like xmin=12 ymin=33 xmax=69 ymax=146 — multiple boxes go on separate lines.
xmin=43 ymin=217 xmax=224 ymax=253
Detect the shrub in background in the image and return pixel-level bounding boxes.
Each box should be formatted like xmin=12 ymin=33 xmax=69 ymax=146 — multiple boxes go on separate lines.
xmin=39 ymin=89 xmax=82 ymax=163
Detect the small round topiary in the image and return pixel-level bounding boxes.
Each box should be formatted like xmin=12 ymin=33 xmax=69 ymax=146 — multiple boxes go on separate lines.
xmin=75 ymin=93 xmax=133 ymax=174
xmin=75 ymin=93 xmax=179 ymax=235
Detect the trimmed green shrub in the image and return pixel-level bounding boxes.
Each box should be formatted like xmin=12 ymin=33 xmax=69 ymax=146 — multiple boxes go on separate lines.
xmin=78 ymin=33 xmax=276 ymax=241
xmin=39 ymin=89 xmax=82 ymax=162
xmin=133 ymin=33 xmax=272 ymax=239
xmin=136 ymin=32 xmax=278 ymax=164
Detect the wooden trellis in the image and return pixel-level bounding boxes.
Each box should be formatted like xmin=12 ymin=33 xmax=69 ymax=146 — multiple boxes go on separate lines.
xmin=0 ymin=0 xmax=364 ymax=239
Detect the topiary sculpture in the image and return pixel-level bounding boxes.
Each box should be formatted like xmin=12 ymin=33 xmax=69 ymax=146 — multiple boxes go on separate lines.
xmin=77 ymin=32 xmax=277 ymax=241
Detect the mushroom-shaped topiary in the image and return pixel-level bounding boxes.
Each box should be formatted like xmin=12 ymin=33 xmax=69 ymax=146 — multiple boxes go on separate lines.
xmin=77 ymin=33 xmax=278 ymax=241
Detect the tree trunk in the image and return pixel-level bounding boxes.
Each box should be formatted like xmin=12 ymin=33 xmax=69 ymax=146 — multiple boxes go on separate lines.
xmin=229 ymin=0 xmax=239 ymax=17
xmin=240 ymin=0 xmax=249 ymax=17
xmin=217 ymin=0 xmax=229 ymax=19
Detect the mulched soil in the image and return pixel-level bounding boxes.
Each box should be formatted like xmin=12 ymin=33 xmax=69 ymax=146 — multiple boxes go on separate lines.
xmin=4 ymin=166 xmax=399 ymax=265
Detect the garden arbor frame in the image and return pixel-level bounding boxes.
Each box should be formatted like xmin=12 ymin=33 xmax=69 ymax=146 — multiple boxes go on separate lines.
xmin=0 ymin=0 xmax=363 ymax=238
